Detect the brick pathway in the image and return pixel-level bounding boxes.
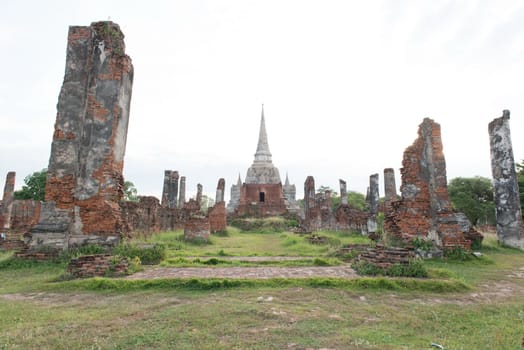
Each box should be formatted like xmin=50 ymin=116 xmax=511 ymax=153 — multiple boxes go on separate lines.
xmin=126 ymin=265 xmax=358 ymax=280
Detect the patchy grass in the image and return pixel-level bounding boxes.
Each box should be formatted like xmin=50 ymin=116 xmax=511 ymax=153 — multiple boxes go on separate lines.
xmin=0 ymin=286 xmax=522 ymax=349
xmin=139 ymin=227 xmax=372 ymax=258
xmin=1 ymin=230 xmax=523 ymax=348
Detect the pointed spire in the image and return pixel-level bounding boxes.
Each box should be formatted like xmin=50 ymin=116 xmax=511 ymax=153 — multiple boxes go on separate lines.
xmin=284 ymin=172 xmax=290 ymax=186
xmin=237 ymin=173 xmax=242 ymax=186
xmin=254 ymin=104 xmax=272 ymax=163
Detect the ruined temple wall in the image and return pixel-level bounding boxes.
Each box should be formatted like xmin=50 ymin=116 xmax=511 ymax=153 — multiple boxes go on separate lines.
xmin=208 ymin=201 xmax=227 ymax=233
xmin=9 ymin=200 xmax=41 ymax=234
xmin=0 ymin=172 xmax=15 ymax=230
xmin=385 ymin=118 xmax=475 ymax=249
xmin=161 ymin=170 xmax=179 ymax=208
xmin=236 ymin=183 xmax=287 ymax=217
xmin=32 ymin=21 xmax=133 ymax=248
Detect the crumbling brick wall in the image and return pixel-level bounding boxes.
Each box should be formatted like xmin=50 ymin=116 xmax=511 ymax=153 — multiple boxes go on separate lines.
xmin=184 ymin=216 xmax=210 ymax=241
xmin=30 ymin=21 xmax=133 ymax=250
xmin=67 ymin=254 xmax=129 ymax=278
xmin=302 ymin=176 xmax=367 ymax=233
xmin=208 ymin=201 xmax=227 ymax=233
xmin=0 ymin=172 xmax=15 ymax=230
xmin=385 ymin=118 xmax=479 ymax=249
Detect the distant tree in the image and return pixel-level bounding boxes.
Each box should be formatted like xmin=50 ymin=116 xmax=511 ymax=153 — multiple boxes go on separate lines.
xmin=347 ymin=191 xmax=368 ymax=211
xmin=448 ymin=176 xmax=495 ymax=226
xmin=316 ymin=185 xmax=340 ymax=210
xmin=123 ymin=181 xmax=138 ymax=202
xmin=14 ymin=169 xmax=47 ymax=201
xmin=518 ymin=160 xmax=524 ymax=219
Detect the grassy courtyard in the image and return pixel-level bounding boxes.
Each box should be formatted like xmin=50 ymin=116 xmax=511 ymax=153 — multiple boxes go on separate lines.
xmin=0 ymin=228 xmax=523 ymax=349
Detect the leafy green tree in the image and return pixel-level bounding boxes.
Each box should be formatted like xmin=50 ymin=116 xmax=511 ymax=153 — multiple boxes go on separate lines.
xmin=123 ymin=180 xmax=138 ymax=202
xmin=14 ymin=169 xmax=47 ymax=201
xmin=448 ymin=176 xmax=495 ymax=225
xmin=347 ymin=191 xmax=368 ymax=211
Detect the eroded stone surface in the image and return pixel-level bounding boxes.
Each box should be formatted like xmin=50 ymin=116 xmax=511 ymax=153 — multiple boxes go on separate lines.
xmin=367 ymin=174 xmax=379 ymax=234
xmin=0 ymin=172 xmax=15 ymax=230
xmin=161 ymin=170 xmax=179 ymax=209
xmin=30 ymin=21 xmax=133 ymax=249
xmin=488 ymin=110 xmax=524 ymax=249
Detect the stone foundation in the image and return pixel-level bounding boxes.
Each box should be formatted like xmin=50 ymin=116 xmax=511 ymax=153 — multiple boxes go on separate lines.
xmin=67 ymin=254 xmax=129 ymax=278
xmin=357 ymin=245 xmax=415 ymax=270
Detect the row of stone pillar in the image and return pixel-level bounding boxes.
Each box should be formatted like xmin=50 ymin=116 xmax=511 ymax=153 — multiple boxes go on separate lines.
xmin=161 ymin=171 xmax=226 ymax=209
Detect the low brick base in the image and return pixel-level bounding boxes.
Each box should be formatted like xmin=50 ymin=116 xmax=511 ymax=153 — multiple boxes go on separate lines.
xmin=67 ymin=254 xmax=129 ymax=278
xmin=357 ymin=245 xmax=415 ymax=269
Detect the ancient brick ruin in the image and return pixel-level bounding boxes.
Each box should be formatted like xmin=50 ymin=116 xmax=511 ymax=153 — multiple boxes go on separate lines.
xmin=161 ymin=170 xmax=179 ymax=208
xmin=0 ymin=172 xmax=43 ymax=251
xmin=67 ymin=254 xmax=129 ymax=278
xmin=208 ymin=178 xmax=227 ymax=233
xmin=178 ymin=176 xmax=186 ymax=208
xmin=384 ymin=118 xmax=480 ymax=249
xmin=488 ymin=110 xmax=524 ymax=249
xmin=383 ymin=168 xmax=397 ymax=204
xmin=303 ymin=176 xmax=368 ymax=233
xmin=367 ymin=174 xmax=379 ymax=234
xmin=0 ymin=172 xmax=15 ymax=231
xmin=28 ymin=21 xmax=133 ymax=250
xmin=184 ymin=215 xmax=211 ymax=241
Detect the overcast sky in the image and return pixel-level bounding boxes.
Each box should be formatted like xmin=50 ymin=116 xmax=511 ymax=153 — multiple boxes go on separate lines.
xmin=1 ymin=0 xmax=523 ymax=201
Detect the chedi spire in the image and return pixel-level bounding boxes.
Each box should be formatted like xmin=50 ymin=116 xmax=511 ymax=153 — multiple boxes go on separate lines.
xmin=254 ymin=104 xmax=272 ymax=163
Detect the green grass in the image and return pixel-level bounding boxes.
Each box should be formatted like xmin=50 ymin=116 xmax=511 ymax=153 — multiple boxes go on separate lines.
xmin=139 ymin=227 xmax=371 ymax=258
xmin=1 ymin=230 xmax=524 ymax=348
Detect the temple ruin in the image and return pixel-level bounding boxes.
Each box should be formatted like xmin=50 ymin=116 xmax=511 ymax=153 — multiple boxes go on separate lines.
xmin=384 ymin=118 xmax=480 ymax=249
xmin=228 ymin=106 xmax=297 ymax=217
xmin=302 ymin=176 xmax=368 ymax=233
xmin=1 ymin=20 xmax=516 ymax=257
xmin=28 ymin=21 xmax=134 ymax=249
xmin=161 ymin=170 xmax=179 ymax=209
xmin=367 ymin=174 xmax=379 ymax=234
xmin=488 ymin=110 xmax=524 ymax=249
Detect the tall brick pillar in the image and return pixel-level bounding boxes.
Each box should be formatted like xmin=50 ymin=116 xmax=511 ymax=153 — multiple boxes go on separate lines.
xmin=383 ymin=168 xmax=397 ymax=204
xmin=384 ymin=118 xmax=477 ymax=249
xmin=161 ymin=170 xmax=179 ymax=209
xmin=31 ymin=21 xmax=133 ymax=249
xmin=179 ymin=176 xmax=186 ymax=208
xmin=215 ymin=178 xmax=225 ymax=203
xmin=339 ymin=179 xmax=348 ymax=205
xmin=367 ymin=174 xmax=379 ymax=234
xmin=196 ymin=184 xmax=203 ymax=206
xmin=0 ymin=172 xmax=16 ymax=230
xmin=488 ymin=110 xmax=524 ymax=249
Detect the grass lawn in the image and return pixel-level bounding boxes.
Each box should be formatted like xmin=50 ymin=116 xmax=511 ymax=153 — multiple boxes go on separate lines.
xmin=0 ymin=228 xmax=523 ymax=349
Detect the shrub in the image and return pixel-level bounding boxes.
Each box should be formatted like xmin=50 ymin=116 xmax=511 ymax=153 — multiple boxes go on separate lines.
xmin=113 ymin=243 xmax=166 ymax=265
xmin=444 ymin=246 xmax=472 ymax=261
xmin=229 ymin=217 xmax=297 ymax=233
xmin=352 ymin=260 xmax=428 ymax=278
xmin=127 ymin=256 xmax=142 ymax=274
xmin=411 ymin=237 xmax=433 ymax=252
